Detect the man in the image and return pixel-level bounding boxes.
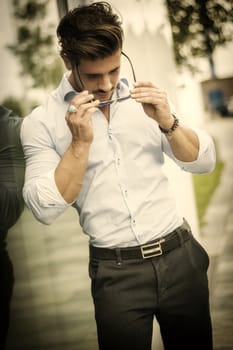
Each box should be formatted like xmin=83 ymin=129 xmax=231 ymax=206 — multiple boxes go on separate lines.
xmin=0 ymin=106 xmax=25 ymax=349
xmin=21 ymin=2 xmax=216 ymax=349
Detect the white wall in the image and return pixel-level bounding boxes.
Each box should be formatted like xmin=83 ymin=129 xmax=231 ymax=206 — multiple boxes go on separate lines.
xmin=117 ymin=0 xmax=200 ymax=236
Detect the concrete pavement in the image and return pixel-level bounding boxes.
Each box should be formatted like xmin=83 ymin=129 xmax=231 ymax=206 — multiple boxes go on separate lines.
xmin=202 ymin=117 xmax=233 ymax=350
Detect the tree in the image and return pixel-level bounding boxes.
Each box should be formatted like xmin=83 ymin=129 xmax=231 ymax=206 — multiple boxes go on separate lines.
xmin=166 ymin=0 xmax=233 ymax=78
xmin=7 ymin=0 xmax=63 ymax=89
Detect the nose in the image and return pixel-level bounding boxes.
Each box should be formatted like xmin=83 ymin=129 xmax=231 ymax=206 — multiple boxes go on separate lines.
xmin=98 ymin=74 xmax=112 ymax=92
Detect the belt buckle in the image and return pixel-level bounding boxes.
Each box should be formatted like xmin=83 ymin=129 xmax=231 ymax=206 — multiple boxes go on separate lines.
xmin=140 ymin=239 xmax=165 ymax=259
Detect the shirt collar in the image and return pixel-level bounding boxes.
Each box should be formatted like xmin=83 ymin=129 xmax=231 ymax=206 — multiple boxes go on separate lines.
xmin=57 ymin=72 xmax=76 ymax=103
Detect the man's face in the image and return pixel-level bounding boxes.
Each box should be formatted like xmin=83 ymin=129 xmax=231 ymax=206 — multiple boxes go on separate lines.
xmin=72 ymin=48 xmax=122 ymax=103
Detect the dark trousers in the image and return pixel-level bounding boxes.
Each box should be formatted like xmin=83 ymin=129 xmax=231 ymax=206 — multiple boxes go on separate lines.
xmin=89 ymin=230 xmax=213 ymax=350
xmin=0 ymin=251 xmax=14 ymax=350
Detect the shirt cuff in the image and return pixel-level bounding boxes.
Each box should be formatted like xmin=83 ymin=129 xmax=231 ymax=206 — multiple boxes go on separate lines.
xmin=166 ymin=127 xmax=216 ymax=174
xmin=163 ymin=128 xmax=216 ymax=174
xmin=36 ymin=169 xmax=75 ymax=208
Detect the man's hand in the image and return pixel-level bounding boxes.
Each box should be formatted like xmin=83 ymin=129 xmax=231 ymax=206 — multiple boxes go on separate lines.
xmin=131 ymin=81 xmax=201 ymax=162
xmin=66 ymin=91 xmax=99 ymax=146
xmin=54 ymin=91 xmax=99 ymax=203
xmin=130 ymin=81 xmax=174 ymax=130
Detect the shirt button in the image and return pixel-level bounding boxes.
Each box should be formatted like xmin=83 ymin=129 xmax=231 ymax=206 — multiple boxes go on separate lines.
xmin=108 ymin=127 xmax=113 ymax=140
xmin=132 ymin=219 xmax=136 ymax=227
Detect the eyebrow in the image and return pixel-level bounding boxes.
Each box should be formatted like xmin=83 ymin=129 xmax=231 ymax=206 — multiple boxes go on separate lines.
xmin=85 ymin=66 xmax=120 ymax=78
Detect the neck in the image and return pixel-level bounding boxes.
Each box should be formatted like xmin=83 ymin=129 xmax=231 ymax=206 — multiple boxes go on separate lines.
xmin=101 ymin=105 xmax=110 ymax=121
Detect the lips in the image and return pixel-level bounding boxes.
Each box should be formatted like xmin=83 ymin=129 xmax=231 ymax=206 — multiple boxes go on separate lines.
xmin=95 ymin=89 xmax=114 ymax=101
xmin=96 ymin=93 xmax=111 ymax=100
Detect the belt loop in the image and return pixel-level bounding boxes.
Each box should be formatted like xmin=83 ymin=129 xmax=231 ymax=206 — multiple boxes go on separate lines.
xmin=177 ymin=218 xmax=191 ymax=245
xmin=177 ymin=230 xmax=185 ymax=245
xmin=115 ymin=248 xmax=123 ymax=266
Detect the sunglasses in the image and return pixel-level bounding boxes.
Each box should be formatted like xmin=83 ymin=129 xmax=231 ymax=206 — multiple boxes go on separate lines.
xmin=64 ymin=52 xmax=136 ymax=107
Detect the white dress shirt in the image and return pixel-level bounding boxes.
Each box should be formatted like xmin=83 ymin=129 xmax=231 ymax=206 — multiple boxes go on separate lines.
xmin=21 ymin=73 xmax=216 ymax=248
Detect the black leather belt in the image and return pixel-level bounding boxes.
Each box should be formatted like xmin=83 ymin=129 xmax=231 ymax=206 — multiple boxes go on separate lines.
xmin=90 ymin=221 xmax=191 ymax=260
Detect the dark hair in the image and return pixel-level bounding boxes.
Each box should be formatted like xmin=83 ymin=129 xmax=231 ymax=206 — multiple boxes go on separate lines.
xmin=57 ymin=1 xmax=124 ymax=64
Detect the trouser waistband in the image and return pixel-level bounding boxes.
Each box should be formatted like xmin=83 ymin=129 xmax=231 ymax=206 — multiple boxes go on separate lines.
xmin=90 ymin=220 xmax=191 ymax=260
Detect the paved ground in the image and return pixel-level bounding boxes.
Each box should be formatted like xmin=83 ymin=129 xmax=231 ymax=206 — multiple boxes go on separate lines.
xmin=202 ymin=117 xmax=233 ymax=350
xmin=5 ymin=117 xmax=233 ymax=350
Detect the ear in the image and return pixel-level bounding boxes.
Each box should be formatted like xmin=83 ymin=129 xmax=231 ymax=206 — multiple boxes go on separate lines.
xmin=62 ymin=54 xmax=72 ymax=70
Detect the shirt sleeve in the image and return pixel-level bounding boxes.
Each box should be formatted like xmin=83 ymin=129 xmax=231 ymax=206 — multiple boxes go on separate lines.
xmin=21 ymin=113 xmax=73 ymax=225
xmin=162 ymin=127 xmax=216 ymax=174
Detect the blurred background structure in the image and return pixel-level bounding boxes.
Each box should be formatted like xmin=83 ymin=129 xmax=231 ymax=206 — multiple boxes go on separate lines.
xmin=0 ymin=0 xmax=233 ymax=349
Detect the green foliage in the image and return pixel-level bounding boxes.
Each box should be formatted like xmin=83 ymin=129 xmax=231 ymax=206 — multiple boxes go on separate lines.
xmin=166 ymin=0 xmax=233 ymax=76
xmin=192 ymin=160 xmax=224 ymax=227
xmin=1 ymin=96 xmax=26 ymax=117
xmin=7 ymin=0 xmax=63 ymax=89
xmin=1 ymin=95 xmax=39 ymax=117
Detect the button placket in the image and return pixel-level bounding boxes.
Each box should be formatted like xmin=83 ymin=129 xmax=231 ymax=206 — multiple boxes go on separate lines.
xmin=108 ymin=123 xmax=140 ymax=243
xmin=108 ymin=125 xmax=113 ymax=140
